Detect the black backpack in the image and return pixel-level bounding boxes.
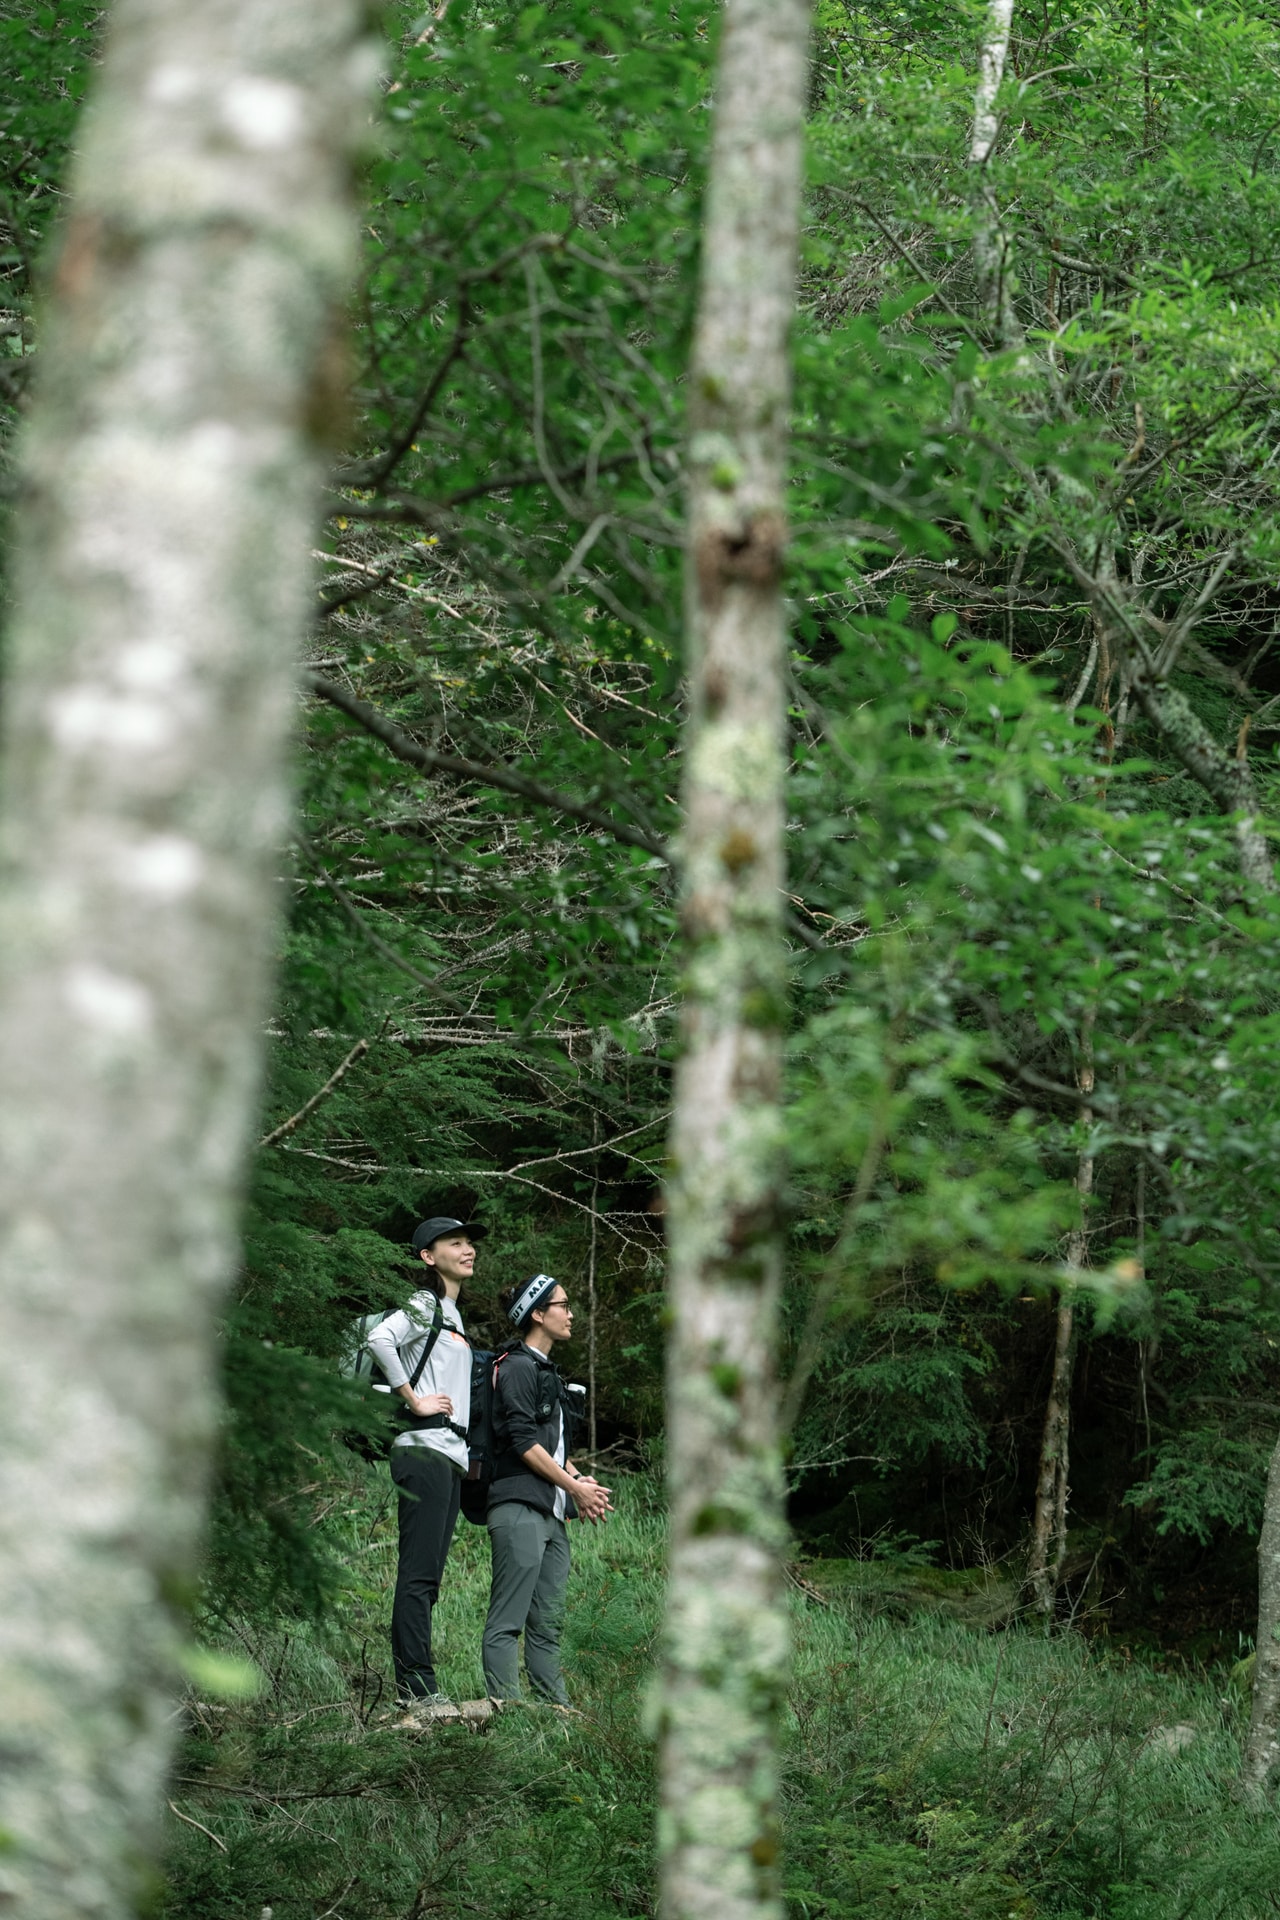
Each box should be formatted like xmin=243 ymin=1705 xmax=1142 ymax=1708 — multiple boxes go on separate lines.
xmin=458 ymin=1345 xmax=587 ymax=1525
xmin=459 ymin=1343 xmax=517 ymax=1525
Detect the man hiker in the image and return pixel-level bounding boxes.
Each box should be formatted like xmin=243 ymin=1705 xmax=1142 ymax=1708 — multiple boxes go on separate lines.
xmin=366 ymin=1216 xmax=483 ymax=1710
xmin=481 ymin=1273 xmax=612 ymax=1707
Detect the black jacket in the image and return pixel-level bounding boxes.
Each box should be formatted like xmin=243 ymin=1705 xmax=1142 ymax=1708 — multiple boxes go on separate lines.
xmin=488 ymin=1345 xmax=566 ymax=1517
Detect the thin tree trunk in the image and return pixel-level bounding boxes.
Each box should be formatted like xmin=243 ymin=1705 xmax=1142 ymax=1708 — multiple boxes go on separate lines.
xmin=1026 ymin=1011 xmax=1094 ymax=1620
xmin=0 ymin=3 xmax=375 ymax=1915
xmin=969 ymin=0 xmax=1020 ymax=344
xmin=588 ymin=1114 xmax=600 ymax=1458
xmin=1128 ymin=675 xmax=1273 ymax=892
xmin=1242 ymin=1435 xmax=1280 ymax=1794
xmin=659 ymin=0 xmax=810 ymax=1914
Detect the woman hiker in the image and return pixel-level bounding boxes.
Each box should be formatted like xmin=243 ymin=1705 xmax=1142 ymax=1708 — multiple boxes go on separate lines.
xmin=366 ymin=1215 xmax=483 ymax=1712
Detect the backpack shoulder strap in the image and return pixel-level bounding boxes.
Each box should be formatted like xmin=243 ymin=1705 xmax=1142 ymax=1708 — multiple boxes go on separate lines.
xmin=406 ymin=1294 xmax=446 ymax=1392
xmin=491 ymin=1342 xmax=520 ymax=1383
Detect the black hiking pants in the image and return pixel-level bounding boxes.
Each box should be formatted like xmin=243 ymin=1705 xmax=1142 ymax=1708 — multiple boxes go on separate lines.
xmin=390 ymin=1446 xmax=461 ymax=1700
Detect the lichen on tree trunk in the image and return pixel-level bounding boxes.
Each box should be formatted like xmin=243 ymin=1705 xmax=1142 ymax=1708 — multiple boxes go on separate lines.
xmin=0 ymin=1 xmax=377 ymax=1913
xmin=658 ymin=1 xmax=810 ymax=1915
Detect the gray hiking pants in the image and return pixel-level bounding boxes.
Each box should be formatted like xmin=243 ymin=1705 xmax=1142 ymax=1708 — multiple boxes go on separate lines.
xmin=482 ymin=1502 xmax=570 ymax=1704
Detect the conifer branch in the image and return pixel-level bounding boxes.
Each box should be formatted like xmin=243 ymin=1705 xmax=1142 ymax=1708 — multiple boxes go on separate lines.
xmin=303 ymin=671 xmax=672 ymax=863
xmin=259 ymin=1037 xmax=372 ymax=1149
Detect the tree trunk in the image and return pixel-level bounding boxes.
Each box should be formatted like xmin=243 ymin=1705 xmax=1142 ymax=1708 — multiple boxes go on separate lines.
xmin=1026 ymin=1295 xmax=1077 ymax=1618
xmin=0 ymin=3 xmax=375 ymax=1914
xmin=1242 ymin=1435 xmax=1280 ymax=1794
xmin=659 ymin=1 xmax=810 ymax=1915
xmin=587 ymin=1115 xmax=600 ymax=1458
xmin=1128 ymin=675 xmax=1273 ymax=892
xmin=1026 ymin=1013 xmax=1094 ymax=1621
xmin=969 ymin=0 xmax=1020 ymax=344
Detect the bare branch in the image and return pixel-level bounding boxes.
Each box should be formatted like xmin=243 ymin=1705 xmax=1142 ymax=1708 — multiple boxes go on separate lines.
xmin=259 ymin=1037 xmax=372 ymax=1149
xmin=167 ymin=1803 xmax=227 ymax=1852
xmin=304 ymin=670 xmax=672 ymax=863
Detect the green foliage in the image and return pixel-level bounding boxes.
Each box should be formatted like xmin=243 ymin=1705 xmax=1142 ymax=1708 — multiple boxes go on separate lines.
xmin=167 ymin=1475 xmax=1280 ymax=1920
xmin=1125 ymin=1425 xmax=1272 ymax=1543
xmin=168 ymin=1475 xmax=663 ymax=1920
xmin=773 ymin=0 xmax=1280 ymax=1575
xmin=0 ymin=3 xmax=100 ymax=317
xmin=208 ymin=1333 xmax=393 ymax=1618
xmin=9 ymin=0 xmax=1279 ymax=1622
xmin=0 ymin=1 xmax=102 ymax=598
xmin=9 ymin=0 xmax=1280 ymax=1912
xmin=785 ymin=1572 xmax=1280 ymax=1919
xmin=197 ymin=0 xmax=711 ymax=1613
xmin=9 ymin=0 xmax=1280 ymax=1867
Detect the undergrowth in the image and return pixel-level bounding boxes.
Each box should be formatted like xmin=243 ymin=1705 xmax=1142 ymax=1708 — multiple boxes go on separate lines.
xmin=165 ymin=1465 xmax=1280 ymax=1920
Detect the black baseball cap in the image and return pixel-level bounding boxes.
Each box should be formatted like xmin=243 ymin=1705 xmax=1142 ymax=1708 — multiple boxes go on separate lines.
xmin=411 ymin=1215 xmax=487 ymax=1253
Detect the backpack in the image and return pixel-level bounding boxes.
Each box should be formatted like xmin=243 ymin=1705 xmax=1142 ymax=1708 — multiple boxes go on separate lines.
xmin=339 ymin=1297 xmax=445 ymax=1405
xmin=458 ymin=1343 xmax=516 ymax=1525
xmin=458 ymin=1346 xmax=586 ymax=1525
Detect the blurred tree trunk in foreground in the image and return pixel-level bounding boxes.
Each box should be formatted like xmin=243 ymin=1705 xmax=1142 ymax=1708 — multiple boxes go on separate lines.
xmin=0 ymin=1 xmax=376 ymax=1912
xmin=659 ymin=1 xmax=810 ymax=1916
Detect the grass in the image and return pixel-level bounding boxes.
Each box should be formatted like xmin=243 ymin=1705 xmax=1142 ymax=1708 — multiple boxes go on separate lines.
xmin=165 ymin=1463 xmax=1280 ymax=1920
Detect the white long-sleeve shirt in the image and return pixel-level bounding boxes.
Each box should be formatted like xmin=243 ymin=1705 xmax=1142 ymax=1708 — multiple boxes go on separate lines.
xmin=366 ymin=1291 xmax=471 ymax=1469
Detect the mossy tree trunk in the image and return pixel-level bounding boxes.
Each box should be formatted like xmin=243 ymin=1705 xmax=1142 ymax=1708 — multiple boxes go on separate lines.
xmin=658 ymin=3 xmax=810 ymax=1917
xmin=0 ymin=1 xmax=375 ymax=1913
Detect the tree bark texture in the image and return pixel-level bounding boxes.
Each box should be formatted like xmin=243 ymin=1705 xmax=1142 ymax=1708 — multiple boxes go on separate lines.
xmin=659 ymin=3 xmax=810 ymax=1917
xmin=0 ymin=3 xmax=376 ymax=1914
xmin=1026 ymin=1295 xmax=1077 ymax=1618
xmin=969 ymin=0 xmax=1020 ymax=344
xmin=1129 ymin=675 xmax=1273 ymax=892
xmin=1026 ymin=1016 xmax=1093 ymax=1621
xmin=1243 ymin=1434 xmax=1280 ymax=1794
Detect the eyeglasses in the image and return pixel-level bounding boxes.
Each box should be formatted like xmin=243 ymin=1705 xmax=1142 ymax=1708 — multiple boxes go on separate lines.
xmin=544 ymin=1296 xmax=572 ymax=1312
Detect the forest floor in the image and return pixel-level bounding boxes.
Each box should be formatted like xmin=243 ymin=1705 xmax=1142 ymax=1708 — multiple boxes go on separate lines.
xmin=167 ymin=1469 xmax=1280 ymax=1920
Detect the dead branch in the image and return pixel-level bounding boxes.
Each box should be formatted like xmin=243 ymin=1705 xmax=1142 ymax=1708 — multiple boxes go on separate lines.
xmin=259 ymin=1038 xmax=372 ymax=1149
